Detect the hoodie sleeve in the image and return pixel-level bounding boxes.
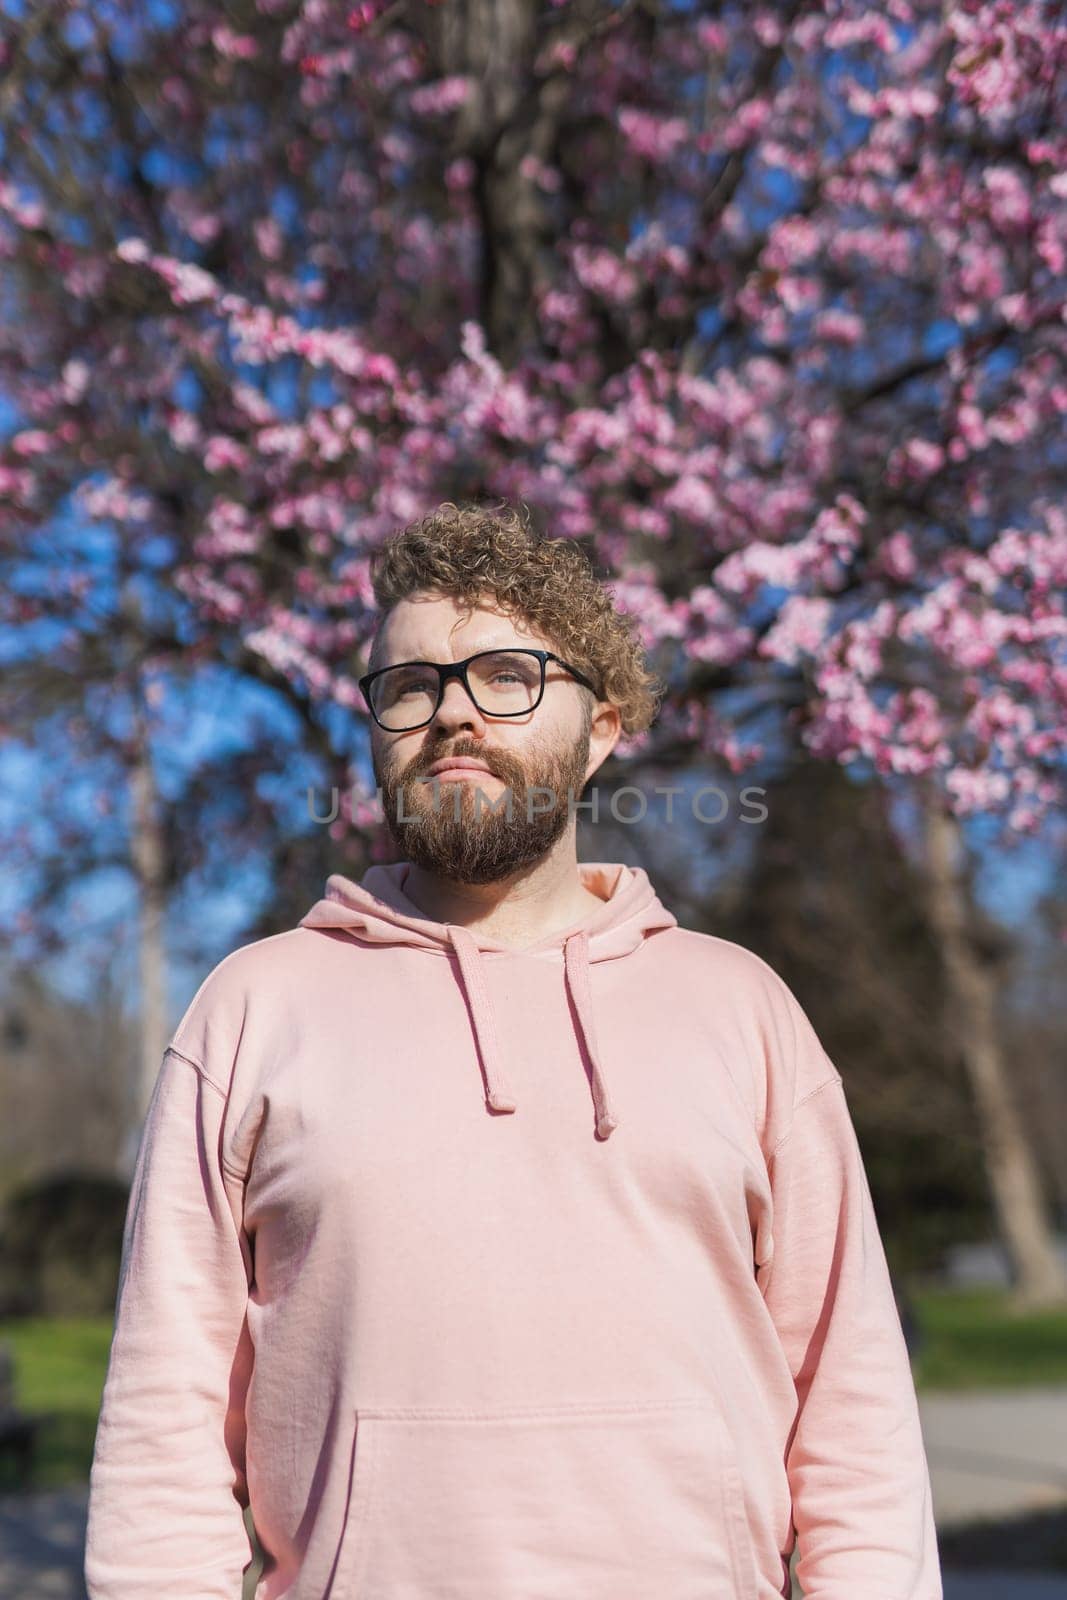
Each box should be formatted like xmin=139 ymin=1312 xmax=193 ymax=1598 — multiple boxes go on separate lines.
xmin=84 ymin=1046 xmax=255 ymax=1600
xmin=759 ymin=996 xmax=942 ymax=1600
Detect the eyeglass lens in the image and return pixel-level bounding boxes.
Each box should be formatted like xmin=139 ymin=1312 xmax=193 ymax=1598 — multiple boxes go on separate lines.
xmin=369 ymin=650 xmax=544 ymax=730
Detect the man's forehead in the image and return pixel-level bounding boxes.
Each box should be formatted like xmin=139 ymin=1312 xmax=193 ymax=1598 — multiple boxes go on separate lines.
xmin=373 ymin=600 xmax=545 ymax=665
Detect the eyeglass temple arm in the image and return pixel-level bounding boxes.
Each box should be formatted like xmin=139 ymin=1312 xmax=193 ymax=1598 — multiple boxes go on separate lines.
xmin=554 ymin=656 xmax=601 ymax=698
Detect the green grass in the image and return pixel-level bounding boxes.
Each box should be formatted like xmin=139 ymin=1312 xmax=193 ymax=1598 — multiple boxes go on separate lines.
xmin=911 ymin=1286 xmax=1067 ymax=1391
xmin=3 ymin=1287 xmax=1067 ymax=1487
xmin=0 ymin=1315 xmax=114 ymax=1489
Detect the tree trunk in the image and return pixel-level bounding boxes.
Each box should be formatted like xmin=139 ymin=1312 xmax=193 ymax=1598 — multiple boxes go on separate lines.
xmin=120 ymin=683 xmax=169 ymax=1180
xmin=439 ymin=0 xmax=572 ymax=369
xmin=922 ymin=784 xmax=1067 ymax=1309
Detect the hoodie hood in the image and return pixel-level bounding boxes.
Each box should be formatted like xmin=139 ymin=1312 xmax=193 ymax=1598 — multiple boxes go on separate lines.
xmin=298 ymin=861 xmax=677 ymax=1139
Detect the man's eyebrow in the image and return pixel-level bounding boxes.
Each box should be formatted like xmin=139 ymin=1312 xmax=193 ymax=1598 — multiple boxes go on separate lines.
xmin=381 ymin=640 xmax=536 ymax=665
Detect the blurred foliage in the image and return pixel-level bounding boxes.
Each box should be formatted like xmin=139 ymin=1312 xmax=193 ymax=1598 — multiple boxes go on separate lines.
xmin=708 ymin=757 xmax=993 ymax=1277
xmin=0 ymin=1316 xmax=112 ymax=1490
xmin=0 ymin=1173 xmax=128 ymax=1319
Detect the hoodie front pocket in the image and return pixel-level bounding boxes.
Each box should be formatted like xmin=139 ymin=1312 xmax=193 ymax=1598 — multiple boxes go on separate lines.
xmin=328 ymin=1396 xmax=759 ymax=1600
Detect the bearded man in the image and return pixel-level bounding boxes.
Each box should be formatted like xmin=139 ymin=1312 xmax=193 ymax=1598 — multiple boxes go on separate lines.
xmin=86 ymin=502 xmax=942 ymax=1600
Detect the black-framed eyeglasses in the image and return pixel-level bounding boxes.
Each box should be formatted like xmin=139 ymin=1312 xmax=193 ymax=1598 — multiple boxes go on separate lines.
xmin=359 ymin=648 xmax=601 ymax=732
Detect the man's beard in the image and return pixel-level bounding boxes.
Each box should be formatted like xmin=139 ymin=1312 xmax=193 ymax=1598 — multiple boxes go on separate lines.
xmin=374 ymin=726 xmax=592 ymax=886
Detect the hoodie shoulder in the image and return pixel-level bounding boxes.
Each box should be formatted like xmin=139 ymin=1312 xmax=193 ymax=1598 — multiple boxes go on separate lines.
xmin=660 ymin=923 xmax=813 ymax=1012
xmin=659 ymin=926 xmax=842 ymax=1154
xmin=662 ymin=925 xmax=787 ymax=987
xmin=166 ymin=928 xmax=316 ymax=1090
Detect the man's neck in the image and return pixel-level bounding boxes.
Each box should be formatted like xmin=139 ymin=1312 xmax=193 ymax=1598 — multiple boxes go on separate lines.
xmin=401 ymin=853 xmax=606 ymax=950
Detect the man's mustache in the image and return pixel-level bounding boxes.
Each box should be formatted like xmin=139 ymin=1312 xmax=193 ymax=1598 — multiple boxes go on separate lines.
xmin=406 ymin=750 xmax=518 ymax=784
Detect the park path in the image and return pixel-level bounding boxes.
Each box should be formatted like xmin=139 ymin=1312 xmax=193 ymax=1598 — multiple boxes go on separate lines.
xmin=0 ymin=1485 xmax=88 ymax=1599
xmin=2 ymin=1387 xmax=1066 ymax=1599
xmin=920 ymin=1384 xmax=1067 ymax=1524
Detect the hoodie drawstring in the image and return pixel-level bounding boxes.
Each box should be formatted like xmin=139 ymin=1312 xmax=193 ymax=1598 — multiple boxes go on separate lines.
xmin=446 ymin=926 xmax=517 ymax=1116
xmin=564 ymin=929 xmax=619 ymax=1140
xmin=446 ymin=924 xmax=618 ymax=1141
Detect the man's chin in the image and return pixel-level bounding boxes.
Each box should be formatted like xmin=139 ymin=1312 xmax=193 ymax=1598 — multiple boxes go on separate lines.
xmin=401 ymin=778 xmax=517 ymax=820
xmin=402 ymin=833 xmax=562 ymax=885
xmin=382 ymin=794 xmax=573 ymax=883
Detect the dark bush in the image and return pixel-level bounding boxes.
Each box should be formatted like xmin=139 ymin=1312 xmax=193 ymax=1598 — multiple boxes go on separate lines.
xmin=0 ymin=1171 xmax=130 ymax=1318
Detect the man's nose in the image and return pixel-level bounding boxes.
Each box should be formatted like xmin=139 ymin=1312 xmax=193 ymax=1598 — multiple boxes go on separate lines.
xmin=429 ymin=674 xmax=487 ymax=735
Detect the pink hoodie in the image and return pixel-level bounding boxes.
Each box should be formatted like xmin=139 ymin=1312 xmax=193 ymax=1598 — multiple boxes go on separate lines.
xmin=85 ymin=860 xmax=941 ymax=1599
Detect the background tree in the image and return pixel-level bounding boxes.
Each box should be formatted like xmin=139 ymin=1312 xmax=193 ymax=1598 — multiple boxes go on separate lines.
xmin=1 ymin=0 xmax=1064 ymax=1296
xmin=711 ymin=756 xmax=990 ymax=1280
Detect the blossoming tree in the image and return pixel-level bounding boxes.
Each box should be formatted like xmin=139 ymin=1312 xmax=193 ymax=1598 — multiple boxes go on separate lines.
xmin=2 ymin=0 xmax=1064 ymax=1297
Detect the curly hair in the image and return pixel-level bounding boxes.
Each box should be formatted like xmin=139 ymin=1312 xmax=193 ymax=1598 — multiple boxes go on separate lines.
xmin=365 ymin=501 xmax=664 ymax=736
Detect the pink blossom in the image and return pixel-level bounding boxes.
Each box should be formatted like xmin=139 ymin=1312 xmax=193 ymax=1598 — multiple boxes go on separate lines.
xmin=840 ymin=615 xmax=888 ymax=680
xmin=572 ymin=245 xmax=638 ymax=304
xmin=945 ymin=766 xmax=1011 ymax=813
xmin=813 ymin=308 xmax=865 ymax=345
xmin=608 ymin=565 xmax=689 ymax=653
xmin=75 ymin=477 xmax=153 ymax=522
xmin=827 ymin=224 xmax=913 ymax=274
xmin=0 ymin=465 xmax=35 ymax=502
xmin=0 ymin=180 xmax=46 ymax=228
xmin=721 ymin=96 xmax=771 ymax=150
xmin=618 ymin=504 xmax=672 ymax=540
xmin=715 ymin=541 xmax=805 ymax=597
xmin=661 ymin=474 xmax=718 ymax=524
xmin=955 ymin=402 xmax=989 ymax=451
xmin=888 ymin=437 xmax=945 ymax=484
xmin=409 ymin=76 xmax=472 ymax=116
xmin=59 ymin=359 xmax=90 ymax=402
xmin=684 ymin=585 xmax=754 ymax=667
xmin=114 ymin=237 xmax=150 ymax=263
xmin=776 ymin=275 xmax=821 ymax=314
xmin=212 ymin=25 xmax=259 ymax=58
xmin=257 ymin=423 xmax=307 ymax=459
xmin=986 ymin=398 xmax=1039 ymax=447
xmin=803 ymin=670 xmax=894 ymax=765
xmin=10 ymin=430 xmax=52 ymax=456
xmin=346 ymin=3 xmax=385 ymax=34
xmin=695 ymin=20 xmax=728 ymax=52
xmin=824 ymin=15 xmax=896 ymax=50
xmin=968 ymin=688 xmax=1035 ymax=746
xmin=958 ymin=240 xmax=1008 ymax=304
xmin=519 ymin=155 xmax=561 ymax=193
xmin=879 ymin=530 xmax=918 ymax=582
xmin=156 ymin=256 xmax=221 ymax=306
xmin=889 ymin=687 xmax=949 ymax=754
xmin=762 ymin=216 xmax=821 ymax=271
xmin=254 ymin=217 xmax=285 ymax=261
xmin=616 ymin=107 xmax=690 ymax=162
xmin=758 ymin=595 xmax=833 ymax=665
xmin=169 ymin=412 xmax=203 ymax=449
xmin=198 ymin=500 xmax=261 ymax=558
xmin=537 ymin=38 xmax=576 ymax=72
xmin=203 ymin=436 xmax=251 ymax=473
xmin=982 ymin=165 xmax=1032 ymax=229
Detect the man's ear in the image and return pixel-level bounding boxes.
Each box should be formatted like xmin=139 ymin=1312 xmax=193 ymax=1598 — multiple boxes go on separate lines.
xmin=585 ymin=700 xmax=622 ymax=783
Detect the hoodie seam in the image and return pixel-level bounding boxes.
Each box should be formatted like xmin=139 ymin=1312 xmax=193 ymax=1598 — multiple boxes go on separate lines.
xmin=164 ymin=1047 xmax=249 ymax=1183
xmin=164 ymin=1043 xmax=229 ymax=1101
xmin=770 ymin=1074 xmax=844 ymax=1160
